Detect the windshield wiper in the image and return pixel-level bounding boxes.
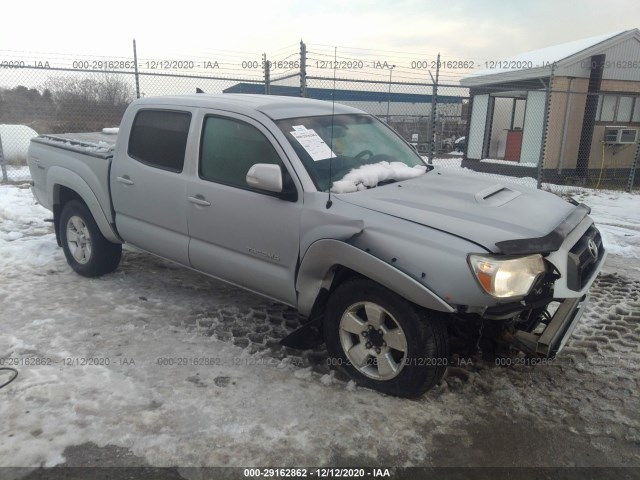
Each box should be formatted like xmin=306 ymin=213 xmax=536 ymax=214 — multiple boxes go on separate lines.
xmin=377 ymin=179 xmax=397 ymax=186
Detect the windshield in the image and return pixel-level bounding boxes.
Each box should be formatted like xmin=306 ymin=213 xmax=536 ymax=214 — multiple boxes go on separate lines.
xmin=276 ymin=114 xmax=429 ymax=192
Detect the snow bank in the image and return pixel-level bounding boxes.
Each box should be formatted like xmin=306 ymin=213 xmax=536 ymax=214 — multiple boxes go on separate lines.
xmin=331 ymin=161 xmax=427 ymax=193
xmin=0 ymin=124 xmax=38 ymax=162
xmin=0 ymin=185 xmax=60 ymax=270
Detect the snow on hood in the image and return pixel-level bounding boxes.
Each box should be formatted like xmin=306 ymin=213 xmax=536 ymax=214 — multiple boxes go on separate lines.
xmin=336 ymin=168 xmax=576 ymax=251
xmin=331 ymin=161 xmax=427 ymax=193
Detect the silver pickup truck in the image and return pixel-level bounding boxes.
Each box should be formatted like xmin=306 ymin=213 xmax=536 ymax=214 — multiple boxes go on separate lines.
xmin=28 ymin=94 xmax=606 ymax=397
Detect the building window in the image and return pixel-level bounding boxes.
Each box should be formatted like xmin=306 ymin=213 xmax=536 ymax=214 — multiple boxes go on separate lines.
xmin=128 ymin=110 xmax=191 ymax=172
xmin=596 ymin=94 xmax=640 ymax=124
xmin=617 ymin=97 xmax=634 ymax=122
xmin=633 ymin=100 xmax=640 ymax=123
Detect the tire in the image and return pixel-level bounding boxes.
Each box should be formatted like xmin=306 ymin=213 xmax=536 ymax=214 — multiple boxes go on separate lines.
xmin=324 ymin=278 xmax=449 ymax=398
xmin=59 ymin=200 xmax=122 ymax=277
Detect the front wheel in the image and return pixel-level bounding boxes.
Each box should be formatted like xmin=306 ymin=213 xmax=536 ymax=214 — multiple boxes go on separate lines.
xmin=324 ymin=278 xmax=449 ymax=398
xmin=59 ymin=200 xmax=122 ymax=277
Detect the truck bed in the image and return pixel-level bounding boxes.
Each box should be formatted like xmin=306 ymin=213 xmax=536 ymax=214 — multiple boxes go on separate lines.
xmin=28 ymin=131 xmax=117 ymax=240
xmin=32 ymin=131 xmax=118 ymax=159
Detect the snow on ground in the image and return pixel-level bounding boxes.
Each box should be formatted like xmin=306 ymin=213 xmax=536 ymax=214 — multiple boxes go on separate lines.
xmin=570 ymin=190 xmax=640 ymax=258
xmin=428 ymin=157 xmax=463 ymax=168
xmin=2 ymin=166 xmax=31 ymax=182
xmin=480 ymin=158 xmax=537 ymax=167
xmin=0 ymin=184 xmax=639 ymax=470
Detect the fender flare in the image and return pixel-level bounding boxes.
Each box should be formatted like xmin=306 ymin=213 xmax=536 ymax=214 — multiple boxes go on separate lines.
xmin=47 ymin=167 xmax=121 ymax=244
xmin=296 ymin=239 xmax=454 ymax=316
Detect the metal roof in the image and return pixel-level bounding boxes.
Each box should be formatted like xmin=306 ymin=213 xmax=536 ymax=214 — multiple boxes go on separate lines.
xmin=461 ymin=29 xmax=640 ymax=87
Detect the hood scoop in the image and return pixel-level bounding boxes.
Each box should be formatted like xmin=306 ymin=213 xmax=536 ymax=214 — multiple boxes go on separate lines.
xmin=474 ymin=184 xmax=521 ymax=206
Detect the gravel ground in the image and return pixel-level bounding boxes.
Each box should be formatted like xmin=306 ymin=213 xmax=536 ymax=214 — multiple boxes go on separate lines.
xmin=2 ymin=249 xmax=638 ymax=473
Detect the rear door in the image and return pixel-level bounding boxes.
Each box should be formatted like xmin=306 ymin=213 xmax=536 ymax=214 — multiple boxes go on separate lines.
xmin=186 ymin=110 xmax=302 ymax=305
xmin=111 ymin=108 xmax=194 ymax=265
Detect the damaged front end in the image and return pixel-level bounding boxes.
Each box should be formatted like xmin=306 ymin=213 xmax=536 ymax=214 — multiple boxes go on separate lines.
xmin=466 ymin=206 xmax=606 ymax=360
xmin=510 ymin=294 xmax=590 ymax=358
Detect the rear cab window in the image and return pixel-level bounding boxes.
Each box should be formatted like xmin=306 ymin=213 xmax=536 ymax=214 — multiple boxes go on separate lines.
xmin=128 ymin=109 xmax=191 ymax=172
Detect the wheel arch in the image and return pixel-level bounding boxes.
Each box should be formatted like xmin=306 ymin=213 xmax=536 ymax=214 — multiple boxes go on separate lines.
xmin=296 ymin=239 xmax=454 ymax=318
xmin=48 ymin=167 xmax=121 ymax=244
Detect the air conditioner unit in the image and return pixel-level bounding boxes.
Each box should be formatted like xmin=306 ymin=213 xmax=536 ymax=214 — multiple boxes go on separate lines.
xmin=604 ymin=126 xmax=638 ymax=145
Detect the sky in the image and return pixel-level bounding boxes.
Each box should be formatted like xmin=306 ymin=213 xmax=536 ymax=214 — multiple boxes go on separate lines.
xmin=2 ymin=0 xmax=639 ymax=61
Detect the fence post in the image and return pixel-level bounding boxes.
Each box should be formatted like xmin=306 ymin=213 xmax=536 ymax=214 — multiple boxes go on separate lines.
xmin=536 ymin=62 xmax=555 ymax=189
xmin=627 ymin=141 xmax=639 ymax=193
xmin=263 ymin=53 xmax=271 ymax=95
xmin=133 ymin=39 xmax=141 ymax=99
xmin=300 ymin=40 xmax=307 ymax=98
xmin=386 ymin=65 xmax=395 ymax=123
xmin=0 ymin=134 xmax=7 ymax=183
xmin=428 ymin=53 xmax=440 ymax=165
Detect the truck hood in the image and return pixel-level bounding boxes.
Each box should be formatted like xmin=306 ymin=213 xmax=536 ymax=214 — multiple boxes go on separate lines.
xmin=335 ymin=168 xmax=576 ymax=252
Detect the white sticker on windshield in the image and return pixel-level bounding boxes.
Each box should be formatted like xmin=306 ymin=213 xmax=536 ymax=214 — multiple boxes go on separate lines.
xmin=292 ymin=125 xmax=307 ymax=132
xmin=290 ymin=129 xmax=336 ymax=161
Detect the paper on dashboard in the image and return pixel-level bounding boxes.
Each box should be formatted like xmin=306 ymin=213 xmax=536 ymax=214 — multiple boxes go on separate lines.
xmin=290 ymin=129 xmax=336 ymax=161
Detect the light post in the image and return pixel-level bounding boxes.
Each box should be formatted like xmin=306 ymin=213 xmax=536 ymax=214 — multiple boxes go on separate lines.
xmin=386 ymin=64 xmax=396 ymax=123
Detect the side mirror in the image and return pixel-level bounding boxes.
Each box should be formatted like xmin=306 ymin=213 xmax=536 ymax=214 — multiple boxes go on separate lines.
xmin=246 ymin=163 xmax=283 ymax=193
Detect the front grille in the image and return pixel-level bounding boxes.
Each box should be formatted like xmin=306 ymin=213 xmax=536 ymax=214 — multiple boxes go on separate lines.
xmin=567 ymin=225 xmax=604 ymax=291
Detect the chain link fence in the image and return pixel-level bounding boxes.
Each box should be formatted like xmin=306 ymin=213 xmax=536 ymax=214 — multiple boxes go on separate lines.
xmin=1 ymin=41 xmax=638 ymax=192
xmin=541 ymin=87 xmax=640 ymax=192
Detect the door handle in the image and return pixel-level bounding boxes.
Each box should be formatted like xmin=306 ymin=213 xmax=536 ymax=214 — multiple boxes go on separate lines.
xmin=188 ymin=195 xmax=211 ymax=207
xmin=116 ymin=176 xmax=135 ymax=186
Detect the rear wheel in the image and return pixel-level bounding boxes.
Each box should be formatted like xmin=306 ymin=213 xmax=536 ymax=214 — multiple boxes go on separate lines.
xmin=324 ymin=278 xmax=449 ymax=398
xmin=60 ymin=200 xmax=122 ymax=277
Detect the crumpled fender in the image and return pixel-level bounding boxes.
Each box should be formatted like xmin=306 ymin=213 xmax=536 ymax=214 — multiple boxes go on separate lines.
xmin=296 ymin=239 xmax=454 ymax=316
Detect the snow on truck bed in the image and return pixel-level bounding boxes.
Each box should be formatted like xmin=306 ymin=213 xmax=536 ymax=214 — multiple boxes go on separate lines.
xmin=34 ymin=132 xmax=116 ymax=157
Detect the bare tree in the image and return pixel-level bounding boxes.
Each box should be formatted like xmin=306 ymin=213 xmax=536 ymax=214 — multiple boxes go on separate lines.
xmin=43 ymin=74 xmax=135 ymax=132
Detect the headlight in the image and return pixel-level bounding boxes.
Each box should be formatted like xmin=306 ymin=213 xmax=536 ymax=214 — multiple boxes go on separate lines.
xmin=468 ymin=254 xmax=545 ymax=298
